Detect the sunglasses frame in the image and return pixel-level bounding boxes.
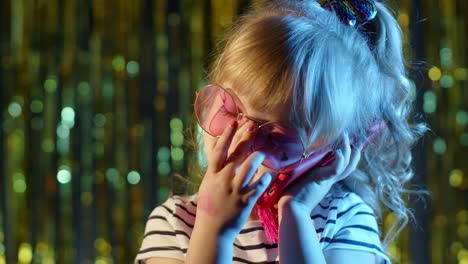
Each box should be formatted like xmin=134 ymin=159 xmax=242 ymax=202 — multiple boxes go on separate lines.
xmin=194 ymin=83 xmax=318 ymax=173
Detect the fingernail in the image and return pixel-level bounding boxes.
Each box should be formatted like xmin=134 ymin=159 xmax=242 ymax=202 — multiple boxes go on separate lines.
xmin=230 ymin=120 xmax=238 ymax=128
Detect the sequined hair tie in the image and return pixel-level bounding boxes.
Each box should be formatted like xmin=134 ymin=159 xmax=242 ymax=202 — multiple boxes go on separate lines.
xmin=322 ymin=0 xmax=377 ymax=26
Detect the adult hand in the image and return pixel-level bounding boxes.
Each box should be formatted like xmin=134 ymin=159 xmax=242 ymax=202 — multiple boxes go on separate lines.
xmin=196 ymin=121 xmax=273 ymax=240
xmin=277 ymin=131 xmax=363 ymax=213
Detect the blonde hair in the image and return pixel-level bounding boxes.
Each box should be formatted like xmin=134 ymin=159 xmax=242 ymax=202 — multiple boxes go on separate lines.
xmin=198 ymin=0 xmax=427 ymax=247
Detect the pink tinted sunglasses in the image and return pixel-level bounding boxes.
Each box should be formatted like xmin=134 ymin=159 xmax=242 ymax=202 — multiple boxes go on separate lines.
xmin=194 ymin=84 xmax=314 ymax=173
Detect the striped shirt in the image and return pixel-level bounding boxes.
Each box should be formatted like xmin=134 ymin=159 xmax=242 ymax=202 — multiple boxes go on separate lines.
xmin=136 ymin=190 xmax=391 ymax=263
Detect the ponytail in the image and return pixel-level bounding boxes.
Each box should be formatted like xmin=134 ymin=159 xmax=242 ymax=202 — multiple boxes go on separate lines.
xmin=346 ymin=1 xmax=428 ymax=246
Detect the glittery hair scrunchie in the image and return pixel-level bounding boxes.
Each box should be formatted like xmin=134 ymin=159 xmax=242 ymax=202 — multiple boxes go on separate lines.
xmin=322 ymin=0 xmax=377 ymax=26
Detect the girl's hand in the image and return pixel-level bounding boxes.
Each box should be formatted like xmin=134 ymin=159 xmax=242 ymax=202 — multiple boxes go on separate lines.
xmin=277 ymin=131 xmax=363 ymax=213
xmin=195 ymin=121 xmax=273 ymax=241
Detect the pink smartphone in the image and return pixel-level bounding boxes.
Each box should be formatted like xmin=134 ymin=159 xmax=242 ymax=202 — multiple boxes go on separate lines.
xmin=256 ymin=120 xmax=386 ymax=209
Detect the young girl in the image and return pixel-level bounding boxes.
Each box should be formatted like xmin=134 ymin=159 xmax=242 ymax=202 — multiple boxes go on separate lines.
xmin=136 ymin=0 xmax=425 ymax=263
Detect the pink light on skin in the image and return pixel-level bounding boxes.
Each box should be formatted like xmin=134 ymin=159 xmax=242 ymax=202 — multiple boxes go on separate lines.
xmin=197 ymin=195 xmax=218 ymax=216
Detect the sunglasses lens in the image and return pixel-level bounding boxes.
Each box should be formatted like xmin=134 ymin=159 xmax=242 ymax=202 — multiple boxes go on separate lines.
xmin=254 ymin=124 xmax=304 ymax=171
xmin=194 ymin=84 xmax=238 ymax=136
xmin=194 ymin=84 xmax=304 ymax=172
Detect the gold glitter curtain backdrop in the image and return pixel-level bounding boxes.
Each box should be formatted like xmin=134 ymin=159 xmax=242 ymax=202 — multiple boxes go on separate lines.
xmin=0 ymin=0 xmax=466 ymax=263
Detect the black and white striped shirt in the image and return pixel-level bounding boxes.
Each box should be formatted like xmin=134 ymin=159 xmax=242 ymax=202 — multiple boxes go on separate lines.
xmin=136 ymin=190 xmax=390 ymax=263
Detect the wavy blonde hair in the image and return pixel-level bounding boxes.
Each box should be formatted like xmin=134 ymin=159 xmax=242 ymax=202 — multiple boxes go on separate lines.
xmin=181 ymin=0 xmax=426 ymax=248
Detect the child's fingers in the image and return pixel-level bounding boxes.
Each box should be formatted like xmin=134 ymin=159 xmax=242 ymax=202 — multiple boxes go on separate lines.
xmin=232 ymin=151 xmax=265 ymax=191
xmin=224 ymin=122 xmax=257 ymax=167
xmin=335 ymin=131 xmax=363 ymax=181
xmin=327 ymin=131 xmax=351 ymax=178
xmin=241 ymin=172 xmax=272 ymax=205
xmin=229 ymin=122 xmax=256 ymax=154
xmin=208 ymin=120 xmax=238 ymax=172
xmin=225 ymin=139 xmax=254 ymax=168
xmin=330 ymin=148 xmax=346 ymax=177
xmin=338 ymin=143 xmax=363 ymax=181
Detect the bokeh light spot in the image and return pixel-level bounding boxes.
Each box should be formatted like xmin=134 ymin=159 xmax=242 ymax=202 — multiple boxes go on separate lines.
xmin=157 ymin=147 xmax=170 ymax=161
xmin=18 ymin=243 xmax=32 ymax=263
xmin=171 ymin=147 xmax=184 ymax=161
xmin=112 ymin=55 xmax=125 ymax=71
xmin=433 ymin=137 xmax=447 ymax=155
xmin=94 ymin=113 xmax=107 ymax=127
xmin=384 ymin=213 xmax=396 ymax=229
xmin=44 ymin=77 xmax=57 ymax=93
xmin=126 ymin=61 xmax=140 ymax=77
xmin=428 ymin=66 xmax=442 ymax=81
xmin=449 ymin=169 xmax=463 ymax=188
xmin=458 ymin=248 xmax=468 ymax=262
xmin=170 ymin=118 xmax=183 ymax=131
xmin=13 ymin=179 xmax=27 ymax=193
xmin=440 ymin=48 xmax=453 ymax=68
xmin=170 ymin=131 xmax=184 ymax=146
xmin=127 ymin=171 xmax=141 ymax=185
xmin=8 ymin=102 xmax=22 ymax=117
xmin=62 ymin=107 xmax=75 ymax=122
xmin=423 ymin=91 xmax=437 ymax=114
xmin=94 ymin=238 xmax=111 ymax=255
xmin=157 ymin=161 xmax=171 ymax=176
xmin=387 ymin=243 xmax=400 ymax=260
xmin=106 ymin=168 xmax=119 ymax=183
xmin=158 ymin=186 xmax=170 ymax=203
xmin=154 ymin=96 xmax=166 ymax=111
xmin=461 ymin=133 xmax=468 ymax=146
xmin=440 ymin=75 xmax=454 ymax=88
xmin=456 ymin=110 xmax=468 ymax=126
xmin=397 ymin=13 xmax=409 ymax=27
xmin=57 ymin=168 xmax=72 ymax=184
xmin=30 ymin=100 xmax=44 ymax=113
xmin=103 ymin=80 xmax=114 ymax=99
xmin=78 ymin=82 xmax=91 ymax=96
xmin=454 ymin=68 xmax=468 ymax=80
xmin=56 ymin=125 xmax=70 ymax=139
xmin=57 ymin=138 xmax=70 ymax=155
